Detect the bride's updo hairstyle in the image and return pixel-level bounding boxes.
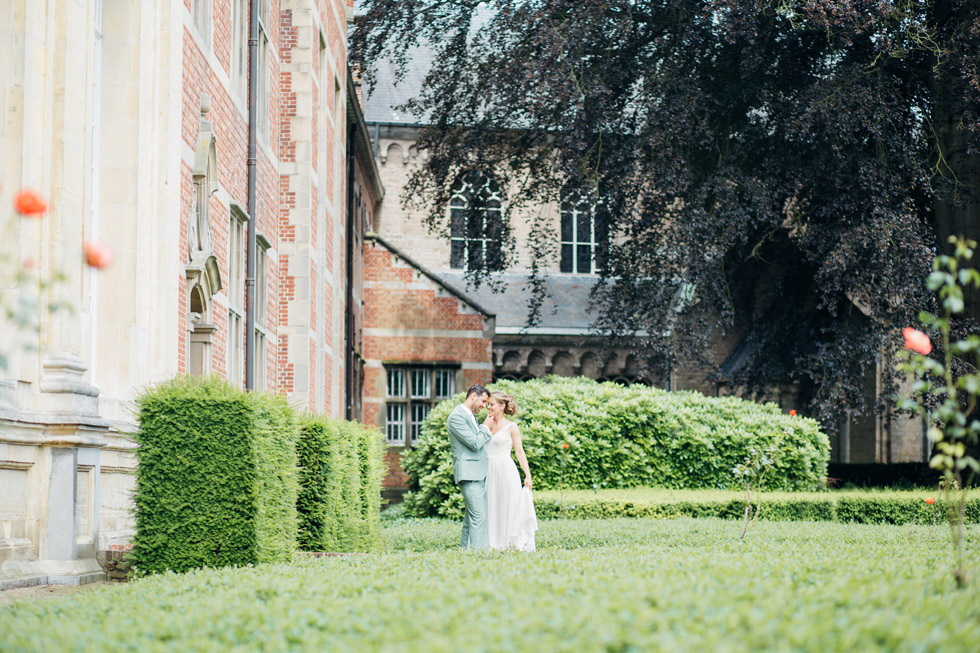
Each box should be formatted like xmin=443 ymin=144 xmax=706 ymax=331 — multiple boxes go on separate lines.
xmin=490 ymin=391 xmax=518 ymax=416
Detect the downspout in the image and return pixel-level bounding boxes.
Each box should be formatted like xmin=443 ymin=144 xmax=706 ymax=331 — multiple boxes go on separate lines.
xmin=244 ymin=0 xmax=258 ymax=390
xmin=345 ymin=122 xmax=357 ymax=419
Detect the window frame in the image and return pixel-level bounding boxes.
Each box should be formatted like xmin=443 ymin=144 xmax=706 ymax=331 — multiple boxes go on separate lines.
xmin=256 ymin=9 xmax=270 ymax=141
xmin=227 ymin=207 xmax=248 ymax=386
xmin=191 ymin=0 xmax=211 ymax=49
xmin=449 ymin=172 xmax=506 ymax=271
xmin=231 ymin=0 xmax=248 ymax=100
xmin=559 ymin=187 xmax=606 ymax=275
xmin=384 ymin=365 xmax=458 ymax=446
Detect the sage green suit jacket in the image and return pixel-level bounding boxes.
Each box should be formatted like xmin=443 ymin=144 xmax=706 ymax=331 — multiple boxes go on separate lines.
xmin=447 ymin=404 xmax=492 ymax=484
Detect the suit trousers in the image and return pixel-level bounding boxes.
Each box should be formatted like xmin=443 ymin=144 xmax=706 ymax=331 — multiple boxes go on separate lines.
xmin=458 ymin=479 xmax=488 ymax=550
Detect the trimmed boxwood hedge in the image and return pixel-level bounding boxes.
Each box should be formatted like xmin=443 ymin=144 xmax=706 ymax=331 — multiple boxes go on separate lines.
xmin=132 ymin=376 xmax=300 ymax=574
xmin=296 ymin=417 xmax=385 ymax=552
xmin=403 ymin=377 xmax=830 ymax=518
xmin=531 ymin=489 xmax=979 ymax=524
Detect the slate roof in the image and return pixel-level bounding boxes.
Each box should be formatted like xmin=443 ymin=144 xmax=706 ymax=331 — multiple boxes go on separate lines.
xmin=360 ymin=4 xmax=494 ymax=125
xmin=362 ymin=45 xmax=434 ymax=125
xmin=439 ymin=273 xmax=599 ymax=334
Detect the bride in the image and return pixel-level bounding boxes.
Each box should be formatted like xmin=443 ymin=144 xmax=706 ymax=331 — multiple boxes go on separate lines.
xmin=484 ymin=391 xmax=537 ymax=551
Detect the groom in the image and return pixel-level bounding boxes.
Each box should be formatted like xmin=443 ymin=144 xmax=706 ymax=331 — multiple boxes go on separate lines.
xmin=447 ymin=384 xmax=495 ymax=550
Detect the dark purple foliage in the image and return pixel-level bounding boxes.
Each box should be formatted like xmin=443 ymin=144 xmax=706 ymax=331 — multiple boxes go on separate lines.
xmin=353 ymin=0 xmax=980 ymax=428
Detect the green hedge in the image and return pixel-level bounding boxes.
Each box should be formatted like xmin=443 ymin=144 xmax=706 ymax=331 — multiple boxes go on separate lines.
xmin=132 ymin=376 xmax=299 ymax=574
xmin=297 ymin=417 xmax=385 ymax=552
xmin=403 ymin=377 xmax=830 ymax=518
xmin=531 ymin=489 xmax=979 ymax=524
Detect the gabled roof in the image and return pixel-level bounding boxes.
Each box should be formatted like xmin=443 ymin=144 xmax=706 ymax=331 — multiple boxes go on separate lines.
xmin=366 ymin=232 xmax=494 ymax=317
xmin=439 ymin=273 xmax=599 ymax=335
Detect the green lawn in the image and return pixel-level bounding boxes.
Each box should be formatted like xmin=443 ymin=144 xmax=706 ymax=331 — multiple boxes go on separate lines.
xmin=2 ymin=517 xmax=979 ymax=651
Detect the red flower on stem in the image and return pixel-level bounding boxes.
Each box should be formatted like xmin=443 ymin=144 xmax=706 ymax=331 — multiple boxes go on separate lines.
xmin=561 ymin=443 xmax=569 ymax=450
xmin=902 ymin=327 xmax=932 ymax=356
xmin=925 ymin=497 xmax=935 ymax=505
xmin=789 ymin=410 xmax=797 ymax=417
xmin=83 ymin=241 xmax=114 ymax=269
xmin=14 ymin=189 xmax=48 ymax=216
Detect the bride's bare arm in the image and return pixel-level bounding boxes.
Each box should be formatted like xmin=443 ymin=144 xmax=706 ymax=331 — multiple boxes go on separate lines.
xmin=510 ymin=423 xmax=532 ymax=488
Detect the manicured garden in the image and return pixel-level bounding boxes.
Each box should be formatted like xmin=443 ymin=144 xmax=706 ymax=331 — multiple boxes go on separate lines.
xmin=2 ymin=516 xmax=979 ymax=651
xmin=5 ymin=375 xmax=976 ymax=651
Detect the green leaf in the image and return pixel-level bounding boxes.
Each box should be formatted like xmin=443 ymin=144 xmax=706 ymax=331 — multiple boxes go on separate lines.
xmin=943 ymin=291 xmax=965 ymax=314
xmin=927 ymin=271 xmax=950 ymax=291
xmin=956 ymin=375 xmax=980 ymax=395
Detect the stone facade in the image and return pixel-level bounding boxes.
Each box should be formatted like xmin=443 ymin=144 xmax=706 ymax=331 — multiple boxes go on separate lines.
xmin=0 ymin=0 xmax=371 ymax=588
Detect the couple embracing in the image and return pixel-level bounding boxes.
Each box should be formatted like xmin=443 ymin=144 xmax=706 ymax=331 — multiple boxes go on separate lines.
xmin=447 ymin=384 xmax=538 ymax=551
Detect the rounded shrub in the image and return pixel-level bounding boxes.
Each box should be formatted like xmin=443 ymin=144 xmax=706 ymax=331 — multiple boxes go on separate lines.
xmin=402 ymin=377 xmax=830 ymax=517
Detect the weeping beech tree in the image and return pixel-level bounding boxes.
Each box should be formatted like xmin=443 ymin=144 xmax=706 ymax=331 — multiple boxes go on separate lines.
xmin=352 ymin=0 xmax=980 ymax=426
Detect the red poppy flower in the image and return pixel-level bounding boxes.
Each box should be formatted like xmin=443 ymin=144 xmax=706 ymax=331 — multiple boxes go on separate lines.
xmin=789 ymin=410 xmax=797 ymax=417
xmin=561 ymin=443 xmax=569 ymax=450
xmin=902 ymin=327 xmax=932 ymax=356
xmin=83 ymin=241 xmax=114 ymax=269
xmin=925 ymin=497 xmax=935 ymax=505
xmin=14 ymin=189 xmax=48 ymax=216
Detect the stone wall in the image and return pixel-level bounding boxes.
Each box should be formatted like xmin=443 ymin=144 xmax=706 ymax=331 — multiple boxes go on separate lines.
xmin=0 ymin=0 xmax=361 ymax=589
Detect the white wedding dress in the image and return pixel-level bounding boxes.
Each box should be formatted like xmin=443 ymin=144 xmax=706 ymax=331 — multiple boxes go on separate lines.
xmin=485 ymin=424 xmax=538 ymax=551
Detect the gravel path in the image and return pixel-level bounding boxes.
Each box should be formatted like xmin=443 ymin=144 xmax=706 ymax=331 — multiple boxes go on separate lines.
xmin=0 ymin=582 xmax=114 ymax=606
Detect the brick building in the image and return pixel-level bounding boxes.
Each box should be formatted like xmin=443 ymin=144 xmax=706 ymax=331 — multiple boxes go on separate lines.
xmin=360 ymin=40 xmax=929 ymax=494
xmin=0 ymin=0 xmax=380 ymax=588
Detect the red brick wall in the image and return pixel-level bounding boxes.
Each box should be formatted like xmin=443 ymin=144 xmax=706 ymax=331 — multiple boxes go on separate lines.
xmin=362 ymin=239 xmax=493 ymax=489
xmin=179 ymin=1 xmax=282 ymax=386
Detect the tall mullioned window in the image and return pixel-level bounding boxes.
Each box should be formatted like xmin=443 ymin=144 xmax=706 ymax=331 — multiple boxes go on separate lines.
xmin=227 ymin=208 xmax=247 ymax=386
xmin=253 ymin=234 xmax=271 ymax=391
xmin=560 ymin=187 xmax=607 ymax=274
xmin=385 ymin=366 xmax=457 ymax=445
xmin=449 ymin=172 xmax=506 ymax=271
xmin=232 ymin=0 xmax=248 ymax=100
xmin=256 ymin=0 xmax=270 ymax=141
xmin=191 ymin=0 xmax=211 ymax=48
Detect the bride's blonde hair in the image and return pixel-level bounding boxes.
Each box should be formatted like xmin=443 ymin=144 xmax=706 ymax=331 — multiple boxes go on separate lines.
xmin=489 ymin=391 xmax=518 ymax=416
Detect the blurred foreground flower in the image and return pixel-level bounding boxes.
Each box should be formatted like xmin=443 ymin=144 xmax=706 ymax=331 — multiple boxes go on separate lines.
xmin=14 ymin=189 xmax=48 ymax=215
xmin=789 ymin=410 xmax=797 ymax=417
xmin=83 ymin=241 xmax=113 ymax=269
xmin=926 ymin=497 xmax=935 ymax=505
xmin=902 ymin=327 xmax=932 ymax=356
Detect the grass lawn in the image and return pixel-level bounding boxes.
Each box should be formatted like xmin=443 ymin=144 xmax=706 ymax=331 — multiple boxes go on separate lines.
xmin=2 ymin=517 xmax=979 ymax=651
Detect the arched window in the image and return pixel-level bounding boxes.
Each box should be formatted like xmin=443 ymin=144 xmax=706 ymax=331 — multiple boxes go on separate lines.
xmin=450 ymin=172 xmax=506 ymax=270
xmin=560 ymin=186 xmax=607 ymax=274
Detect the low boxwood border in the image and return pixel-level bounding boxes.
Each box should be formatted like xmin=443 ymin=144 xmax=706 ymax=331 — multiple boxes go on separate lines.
xmin=532 ymin=491 xmax=979 ymax=524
